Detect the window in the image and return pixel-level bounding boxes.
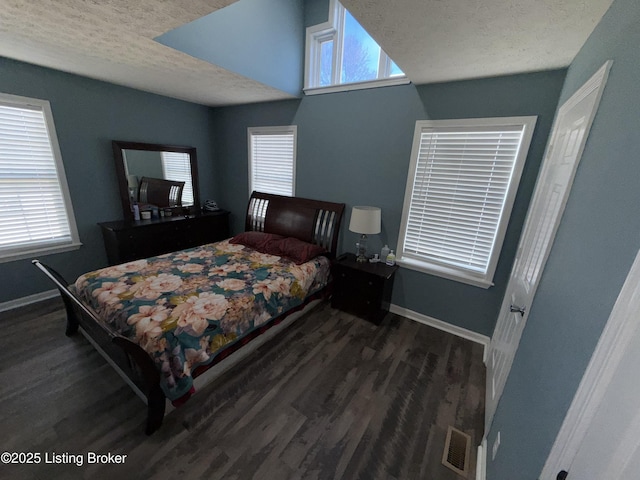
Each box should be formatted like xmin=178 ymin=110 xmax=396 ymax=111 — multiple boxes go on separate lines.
xmin=161 ymin=151 xmax=194 ymax=205
xmin=397 ymin=117 xmax=537 ymax=288
xmin=0 ymin=93 xmax=80 ymax=263
xmin=305 ymin=0 xmax=408 ymax=94
xmin=248 ymin=126 xmax=296 ymax=197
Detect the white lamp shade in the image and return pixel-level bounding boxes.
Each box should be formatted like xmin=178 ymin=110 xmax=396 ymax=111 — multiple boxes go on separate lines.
xmin=349 ymin=206 xmax=381 ymax=234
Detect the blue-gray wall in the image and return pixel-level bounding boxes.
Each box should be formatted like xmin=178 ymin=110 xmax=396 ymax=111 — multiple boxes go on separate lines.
xmin=0 ymin=57 xmax=219 ymax=304
xmin=487 ymin=0 xmax=640 ymax=477
xmin=125 ymin=150 xmax=164 ymax=179
xmin=0 ymin=54 xmax=566 ymax=337
xmin=212 ymin=70 xmax=566 ymax=336
xmin=157 ymin=0 xmax=304 ymax=96
xmin=304 ymin=0 xmax=329 ymax=26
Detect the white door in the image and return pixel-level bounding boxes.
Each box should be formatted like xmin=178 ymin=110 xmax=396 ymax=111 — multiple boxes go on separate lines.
xmin=485 ymin=61 xmax=612 ymax=431
xmin=563 ymin=311 xmax=640 ymax=479
xmin=541 ymin=247 xmax=640 ymax=479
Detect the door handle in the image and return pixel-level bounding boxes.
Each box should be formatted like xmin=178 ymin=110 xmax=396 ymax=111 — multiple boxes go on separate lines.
xmin=510 ymin=305 xmax=526 ymax=316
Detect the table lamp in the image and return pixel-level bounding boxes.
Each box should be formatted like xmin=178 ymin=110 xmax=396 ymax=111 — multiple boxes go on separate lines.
xmin=349 ymin=206 xmax=381 ymax=262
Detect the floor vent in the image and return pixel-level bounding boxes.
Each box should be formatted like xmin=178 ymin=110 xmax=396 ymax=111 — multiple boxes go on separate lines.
xmin=442 ymin=425 xmax=471 ymax=477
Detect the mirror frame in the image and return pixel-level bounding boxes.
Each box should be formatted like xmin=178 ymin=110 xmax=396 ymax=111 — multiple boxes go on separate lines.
xmin=112 ymin=140 xmax=201 ymax=221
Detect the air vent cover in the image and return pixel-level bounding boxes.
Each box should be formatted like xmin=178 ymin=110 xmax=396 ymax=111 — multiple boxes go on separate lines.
xmin=442 ymin=425 xmax=471 ymax=477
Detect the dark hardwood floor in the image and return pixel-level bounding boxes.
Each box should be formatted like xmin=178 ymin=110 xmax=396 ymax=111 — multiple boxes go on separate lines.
xmin=0 ymin=298 xmax=485 ymax=480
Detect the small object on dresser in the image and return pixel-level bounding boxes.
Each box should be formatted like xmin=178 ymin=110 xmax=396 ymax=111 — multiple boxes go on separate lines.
xmin=163 ymin=208 xmax=172 ymax=217
xmin=381 ymin=244 xmax=390 ymax=261
xmin=132 ymin=203 xmax=140 ymax=221
xmin=140 ymin=210 xmax=152 ymax=220
xmin=204 ymin=199 xmax=220 ymax=212
xmin=386 ymin=250 xmax=396 ymax=266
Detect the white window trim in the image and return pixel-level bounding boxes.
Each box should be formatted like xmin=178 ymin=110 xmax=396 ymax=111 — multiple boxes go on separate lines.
xmin=0 ymin=92 xmax=81 ymax=263
xmin=247 ymin=125 xmax=297 ymax=197
xmin=305 ymin=76 xmax=410 ymax=96
xmin=304 ymin=0 xmax=409 ymax=94
xmin=397 ymin=116 xmax=537 ymax=288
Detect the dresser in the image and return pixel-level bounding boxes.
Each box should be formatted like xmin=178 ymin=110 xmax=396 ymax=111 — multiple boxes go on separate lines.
xmin=331 ymin=252 xmax=399 ymax=325
xmin=98 ymin=210 xmax=230 ymax=265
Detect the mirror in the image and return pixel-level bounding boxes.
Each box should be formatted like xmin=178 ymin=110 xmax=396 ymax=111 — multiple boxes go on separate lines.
xmin=112 ymin=141 xmax=200 ymax=221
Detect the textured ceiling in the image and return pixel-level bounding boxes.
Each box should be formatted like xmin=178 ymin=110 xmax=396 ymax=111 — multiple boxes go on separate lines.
xmin=342 ymin=0 xmax=614 ymax=84
xmin=0 ymin=0 xmax=293 ymax=106
xmin=0 ymin=0 xmax=614 ymax=106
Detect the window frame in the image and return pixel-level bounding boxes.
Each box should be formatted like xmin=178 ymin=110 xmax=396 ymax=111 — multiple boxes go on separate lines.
xmin=397 ymin=116 xmax=538 ymax=288
xmin=0 ymin=92 xmax=81 ymax=263
xmin=304 ymin=0 xmax=409 ymax=95
xmin=247 ymin=125 xmax=297 ymax=197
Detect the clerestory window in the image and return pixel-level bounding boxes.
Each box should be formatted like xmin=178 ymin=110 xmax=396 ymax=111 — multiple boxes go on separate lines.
xmin=305 ymin=0 xmax=408 ymax=94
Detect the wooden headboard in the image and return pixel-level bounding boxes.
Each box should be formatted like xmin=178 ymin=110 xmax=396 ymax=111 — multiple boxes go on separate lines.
xmin=245 ymin=191 xmax=345 ymax=257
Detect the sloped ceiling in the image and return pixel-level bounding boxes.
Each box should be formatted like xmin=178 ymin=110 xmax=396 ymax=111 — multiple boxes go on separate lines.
xmin=0 ymin=0 xmax=614 ymax=106
xmin=0 ymin=0 xmax=293 ymax=106
xmin=341 ymin=0 xmax=614 ymax=84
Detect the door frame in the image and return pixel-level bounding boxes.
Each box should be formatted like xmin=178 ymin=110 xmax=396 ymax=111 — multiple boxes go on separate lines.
xmin=485 ymin=60 xmax=613 ymax=432
xmin=541 ymin=247 xmax=640 ymax=477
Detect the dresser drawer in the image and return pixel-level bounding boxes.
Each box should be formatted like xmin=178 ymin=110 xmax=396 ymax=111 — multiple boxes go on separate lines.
xmin=99 ymin=211 xmax=230 ymax=265
xmin=334 ymin=267 xmax=384 ymax=294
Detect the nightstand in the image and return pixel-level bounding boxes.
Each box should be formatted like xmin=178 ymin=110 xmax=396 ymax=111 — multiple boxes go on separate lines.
xmin=331 ymin=252 xmax=399 ymax=324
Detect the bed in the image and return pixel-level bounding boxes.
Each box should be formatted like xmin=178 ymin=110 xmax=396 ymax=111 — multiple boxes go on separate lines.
xmin=33 ymin=191 xmax=345 ymax=434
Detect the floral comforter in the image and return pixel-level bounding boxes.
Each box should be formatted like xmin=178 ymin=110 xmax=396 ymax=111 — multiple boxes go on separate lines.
xmin=73 ymin=239 xmax=330 ymax=402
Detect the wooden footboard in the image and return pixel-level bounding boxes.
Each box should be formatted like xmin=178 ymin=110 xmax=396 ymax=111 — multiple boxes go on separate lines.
xmin=32 ymin=260 xmax=166 ymax=435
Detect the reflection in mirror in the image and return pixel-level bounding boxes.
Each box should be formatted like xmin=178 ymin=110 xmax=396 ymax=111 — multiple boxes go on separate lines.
xmin=112 ymin=141 xmax=200 ymax=221
xmin=123 ymin=150 xmax=194 ymax=205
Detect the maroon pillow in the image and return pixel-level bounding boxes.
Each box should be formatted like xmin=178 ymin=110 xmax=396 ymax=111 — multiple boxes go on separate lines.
xmin=229 ymin=232 xmax=284 ymax=253
xmin=277 ymin=237 xmax=327 ymax=264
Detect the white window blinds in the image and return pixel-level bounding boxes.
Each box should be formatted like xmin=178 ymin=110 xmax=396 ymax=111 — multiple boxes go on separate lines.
xmin=0 ymin=94 xmax=80 ymax=262
xmin=398 ymin=117 xmax=536 ymax=288
xmin=248 ymin=126 xmax=296 ymax=197
xmin=161 ymin=151 xmax=194 ymax=205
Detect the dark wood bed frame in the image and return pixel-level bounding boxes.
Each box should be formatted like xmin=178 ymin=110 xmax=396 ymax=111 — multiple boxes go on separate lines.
xmin=33 ymin=191 xmax=344 ymax=434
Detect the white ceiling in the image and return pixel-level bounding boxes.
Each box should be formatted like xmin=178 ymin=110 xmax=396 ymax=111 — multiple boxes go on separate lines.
xmin=342 ymin=0 xmax=614 ymax=85
xmin=0 ymin=0 xmax=614 ymax=107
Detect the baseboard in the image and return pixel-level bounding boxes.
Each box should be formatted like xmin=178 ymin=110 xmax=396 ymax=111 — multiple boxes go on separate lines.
xmin=0 ymin=289 xmax=58 ymax=313
xmin=389 ymin=304 xmax=490 ymax=363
